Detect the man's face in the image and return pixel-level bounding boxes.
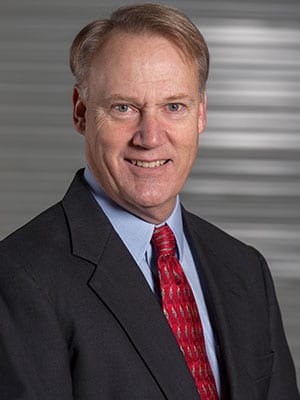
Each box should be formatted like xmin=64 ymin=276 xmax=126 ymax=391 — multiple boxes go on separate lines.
xmin=73 ymin=32 xmax=206 ymax=224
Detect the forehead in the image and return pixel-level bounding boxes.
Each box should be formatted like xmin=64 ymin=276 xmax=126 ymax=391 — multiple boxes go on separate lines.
xmin=88 ymin=32 xmax=199 ymax=92
xmin=94 ymin=29 xmax=192 ymax=63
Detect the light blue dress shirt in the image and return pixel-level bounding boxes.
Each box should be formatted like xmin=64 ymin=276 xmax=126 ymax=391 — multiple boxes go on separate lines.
xmin=84 ymin=167 xmax=220 ymax=393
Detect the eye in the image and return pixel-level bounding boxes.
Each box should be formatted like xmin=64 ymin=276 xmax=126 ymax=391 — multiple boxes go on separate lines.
xmin=110 ymin=103 xmax=139 ymax=119
xmin=115 ymin=104 xmax=130 ymax=113
xmin=167 ymin=103 xmax=183 ymax=112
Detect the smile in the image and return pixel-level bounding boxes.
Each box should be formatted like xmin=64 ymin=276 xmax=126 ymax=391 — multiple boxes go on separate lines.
xmin=129 ymin=160 xmax=168 ymax=168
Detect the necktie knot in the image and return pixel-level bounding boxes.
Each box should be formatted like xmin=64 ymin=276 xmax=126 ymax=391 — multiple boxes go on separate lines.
xmin=152 ymin=225 xmax=176 ymax=258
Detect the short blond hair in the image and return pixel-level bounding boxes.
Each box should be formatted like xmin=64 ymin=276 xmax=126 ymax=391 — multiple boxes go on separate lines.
xmin=70 ymin=3 xmax=209 ymax=98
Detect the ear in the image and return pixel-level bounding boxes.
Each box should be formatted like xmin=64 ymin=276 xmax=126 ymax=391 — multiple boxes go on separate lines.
xmin=197 ymin=91 xmax=207 ymax=135
xmin=72 ymin=86 xmax=86 ymax=135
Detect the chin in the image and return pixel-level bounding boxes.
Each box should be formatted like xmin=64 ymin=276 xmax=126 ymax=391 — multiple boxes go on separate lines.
xmin=133 ymin=192 xmax=167 ymax=207
xmin=133 ymin=194 xmax=175 ymax=213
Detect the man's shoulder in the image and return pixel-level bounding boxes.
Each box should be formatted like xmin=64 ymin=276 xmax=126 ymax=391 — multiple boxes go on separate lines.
xmin=183 ymin=207 xmax=242 ymax=245
xmin=0 ymin=201 xmax=68 ymax=259
xmin=182 ymin=208 xmax=271 ymax=291
xmin=182 ymin=207 xmax=262 ymax=265
xmin=0 ymin=169 xmax=88 ymax=258
xmin=0 ymin=200 xmax=78 ymax=297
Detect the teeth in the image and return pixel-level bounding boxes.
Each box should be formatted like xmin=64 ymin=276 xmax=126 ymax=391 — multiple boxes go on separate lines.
xmin=130 ymin=160 xmax=166 ymax=168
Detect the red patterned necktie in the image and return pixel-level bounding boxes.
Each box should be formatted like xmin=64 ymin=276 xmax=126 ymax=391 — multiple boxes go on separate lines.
xmin=152 ymin=225 xmax=219 ymax=399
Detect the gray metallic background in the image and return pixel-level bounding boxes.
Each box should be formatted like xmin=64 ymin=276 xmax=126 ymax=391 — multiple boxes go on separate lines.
xmin=0 ymin=0 xmax=299 ymax=386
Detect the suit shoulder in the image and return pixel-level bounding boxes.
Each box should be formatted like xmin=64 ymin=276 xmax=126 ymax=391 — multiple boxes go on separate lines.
xmin=182 ymin=209 xmax=273 ymax=294
xmin=0 ymin=199 xmax=94 ymax=304
xmin=182 ymin=208 xmax=262 ymax=264
xmin=183 ymin=208 xmax=244 ymax=245
xmin=0 ymin=202 xmax=67 ymax=255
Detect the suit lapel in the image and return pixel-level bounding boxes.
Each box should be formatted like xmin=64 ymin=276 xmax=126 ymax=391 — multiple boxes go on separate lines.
xmin=182 ymin=208 xmax=253 ymax=399
xmin=62 ymin=171 xmax=200 ymax=400
xmin=90 ymin=231 xmax=201 ymax=400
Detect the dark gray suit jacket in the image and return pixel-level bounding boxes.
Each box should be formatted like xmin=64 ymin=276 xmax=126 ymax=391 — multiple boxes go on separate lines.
xmin=0 ymin=170 xmax=299 ymax=399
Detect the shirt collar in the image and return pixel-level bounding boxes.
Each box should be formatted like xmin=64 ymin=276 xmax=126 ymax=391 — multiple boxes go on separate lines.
xmin=84 ymin=166 xmax=184 ymax=265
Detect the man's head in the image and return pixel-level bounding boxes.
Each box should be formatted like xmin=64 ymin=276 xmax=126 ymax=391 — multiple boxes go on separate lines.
xmin=70 ymin=3 xmax=209 ymax=100
xmin=70 ymin=4 xmax=209 ymax=224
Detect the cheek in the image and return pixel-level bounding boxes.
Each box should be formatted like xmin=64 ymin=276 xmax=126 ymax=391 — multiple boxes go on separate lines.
xmin=89 ymin=126 xmax=128 ymax=174
xmin=177 ymin=127 xmax=199 ymax=155
xmin=177 ymin=134 xmax=199 ymax=175
xmin=85 ymin=114 xmax=112 ymax=153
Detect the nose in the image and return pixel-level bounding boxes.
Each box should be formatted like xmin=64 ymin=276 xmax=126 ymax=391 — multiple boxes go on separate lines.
xmin=132 ymin=110 xmax=166 ymax=149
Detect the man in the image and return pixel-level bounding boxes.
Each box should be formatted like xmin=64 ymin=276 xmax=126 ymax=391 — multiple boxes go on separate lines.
xmin=0 ymin=3 xmax=299 ymax=399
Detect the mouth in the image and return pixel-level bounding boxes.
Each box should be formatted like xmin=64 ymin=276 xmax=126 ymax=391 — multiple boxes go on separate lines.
xmin=127 ymin=159 xmax=169 ymax=168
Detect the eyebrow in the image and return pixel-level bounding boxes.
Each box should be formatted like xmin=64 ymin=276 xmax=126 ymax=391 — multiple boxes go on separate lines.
xmin=102 ymin=94 xmax=140 ymax=104
xmin=164 ymin=94 xmax=196 ymax=103
xmin=102 ymin=93 xmax=196 ymax=106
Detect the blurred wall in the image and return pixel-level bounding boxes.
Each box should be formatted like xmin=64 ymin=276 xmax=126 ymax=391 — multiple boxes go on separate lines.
xmin=0 ymin=0 xmax=299 ymax=385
